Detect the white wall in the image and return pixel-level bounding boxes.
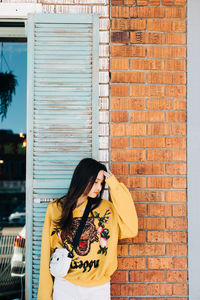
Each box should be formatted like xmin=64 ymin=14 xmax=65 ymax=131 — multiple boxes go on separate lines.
xmin=188 ymin=0 xmax=200 ymax=298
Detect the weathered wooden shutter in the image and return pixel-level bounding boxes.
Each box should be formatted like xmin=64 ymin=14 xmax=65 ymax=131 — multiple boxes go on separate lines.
xmin=26 ymin=14 xmax=99 ymax=300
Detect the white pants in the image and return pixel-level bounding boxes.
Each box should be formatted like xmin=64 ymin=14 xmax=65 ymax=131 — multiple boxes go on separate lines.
xmin=53 ymin=277 xmax=110 ymax=300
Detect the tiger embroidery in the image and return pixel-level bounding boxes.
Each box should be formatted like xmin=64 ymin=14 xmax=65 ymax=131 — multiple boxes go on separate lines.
xmin=64 ymin=217 xmax=98 ymax=256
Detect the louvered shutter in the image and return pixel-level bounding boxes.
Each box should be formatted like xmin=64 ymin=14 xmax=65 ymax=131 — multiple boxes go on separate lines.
xmin=26 ymin=14 xmax=99 ymax=300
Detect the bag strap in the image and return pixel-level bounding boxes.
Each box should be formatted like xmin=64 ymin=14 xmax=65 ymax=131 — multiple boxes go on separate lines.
xmin=68 ymin=200 xmax=92 ymax=258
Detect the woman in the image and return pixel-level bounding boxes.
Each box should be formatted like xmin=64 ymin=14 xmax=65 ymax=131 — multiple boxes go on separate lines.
xmin=37 ymin=158 xmax=138 ymax=300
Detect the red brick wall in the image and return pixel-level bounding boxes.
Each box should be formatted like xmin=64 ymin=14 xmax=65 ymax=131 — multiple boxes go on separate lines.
xmin=110 ymin=0 xmax=187 ymax=298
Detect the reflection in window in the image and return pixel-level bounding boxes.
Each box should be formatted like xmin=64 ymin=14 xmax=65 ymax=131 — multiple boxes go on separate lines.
xmin=0 ymin=42 xmax=26 ymax=300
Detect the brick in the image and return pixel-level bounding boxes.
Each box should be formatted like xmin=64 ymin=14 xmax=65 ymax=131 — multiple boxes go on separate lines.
xmin=131 ymin=190 xmax=165 ymax=202
xmin=111 ymin=271 xmax=128 ymax=283
xmin=111 ymin=150 xmax=145 ymax=162
xmin=162 ymin=0 xmax=173 ymax=5
xmin=173 ymin=98 xmax=186 ymax=110
xmin=167 ymin=271 xmax=187 ymax=283
xmin=129 ymin=244 xmax=165 ymax=256
xmin=173 ymin=284 xmax=188 ymax=296
xmin=111 ymin=163 xmax=129 ymax=175
xmin=166 ymin=190 xmax=186 ymax=203
xmin=166 ymin=297 xmax=187 ymax=300
xmin=118 ymin=257 xmax=145 ymax=270
xmin=173 ymin=150 xmax=186 ymax=161
xmin=117 ymin=176 xmax=146 ymax=188
xmin=111 ymin=46 xmax=145 ymax=57
xmin=120 ymin=284 xmax=146 ymax=296
xmin=173 ymin=72 xmax=186 ymax=84
xmin=112 ymin=19 xmax=146 ymax=31
xmin=124 ymin=0 xmax=135 ymax=4
xmin=165 ymin=60 xmax=186 ymax=71
xmin=147 ymin=231 xmax=172 ymax=243
xmin=130 ymin=137 xmax=165 ymax=148
xmin=175 ymin=0 xmax=186 ymax=4
xmin=130 ymin=111 xmax=165 ymax=122
xmin=130 ymin=163 xmax=165 ymax=175
xmin=111 ymin=0 xmax=123 ymax=4
xmin=148 ymin=47 xmax=186 ymax=58
xmin=172 ymin=231 xmax=187 ymax=243
xmin=136 ymin=0 xmax=148 ymax=5
xmin=148 ymin=20 xmax=172 ymax=32
xmin=166 ymin=163 xmax=186 ymax=175
xmin=171 ymin=46 xmax=186 ymax=58
xmin=173 ymin=204 xmax=187 ymax=217
xmin=130 ymin=32 xmax=165 ymax=44
xmin=135 ymin=203 xmax=147 ymax=216
xmin=130 ymin=59 xmax=165 ymax=71
xmin=139 ymin=217 xmax=165 ymax=229
xmin=130 ymin=270 xmax=165 ymax=282
xmin=166 ymin=85 xmax=186 ymax=97
xmin=148 ymin=204 xmax=172 ymax=216
xmin=172 ymin=124 xmax=186 ymax=136
xmin=130 ymin=7 xmax=165 ymax=18
xmin=173 ymin=20 xmax=186 ymax=32
xmin=165 ymin=7 xmax=186 ymax=19
xmin=111 ymin=124 xmax=146 ymax=136
xmin=111 ymin=284 xmax=121 ymax=296
xmin=130 ymin=85 xmax=165 ymax=97
xmin=149 ymin=0 xmax=160 ymax=5
xmin=133 ymin=230 xmax=146 ymax=243
xmin=117 ymin=244 xmax=128 ymax=256
xmin=112 ymin=7 xmax=129 ymax=18
xmin=111 ymin=98 xmax=146 ymax=110
xmin=166 ymin=33 xmax=186 ymax=45
xmin=111 ymin=111 xmax=128 ymax=122
xmin=148 ymin=124 xmax=171 ymax=136
xmin=166 ymin=137 xmax=186 ymax=149
xmin=119 ymin=238 xmax=133 ymax=243
xmin=173 ymin=177 xmax=186 ymax=188
xmin=147 ymin=284 xmax=173 ymax=296
xmin=166 ymin=111 xmax=186 ymax=123
xmin=111 ymin=32 xmax=129 ymax=44
xmin=111 ymin=298 xmax=126 ymax=300
xmin=147 ymin=257 xmax=173 ymax=269
xmin=148 ymin=177 xmax=172 ymax=189
xmin=111 ymin=137 xmax=129 ymax=149
xmin=166 ymin=217 xmax=187 ymax=230
xmin=173 ymin=257 xmax=187 ymax=269
xmin=111 ymin=72 xmax=146 ymax=83
xmin=111 ymin=85 xmax=129 ymax=97
xmin=111 ymin=59 xmax=129 ymax=70
xmin=148 ymin=72 xmax=173 ymax=84
xmin=147 ymin=150 xmax=171 ymax=161
xmin=147 ymin=98 xmax=171 ymax=110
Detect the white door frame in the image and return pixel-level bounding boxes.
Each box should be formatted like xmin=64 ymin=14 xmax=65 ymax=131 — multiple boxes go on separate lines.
xmin=188 ymin=0 xmax=200 ymax=299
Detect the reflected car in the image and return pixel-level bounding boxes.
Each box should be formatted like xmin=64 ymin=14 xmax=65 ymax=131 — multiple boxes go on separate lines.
xmin=8 ymin=203 xmax=25 ymax=225
xmin=11 ymin=226 xmax=26 ymax=277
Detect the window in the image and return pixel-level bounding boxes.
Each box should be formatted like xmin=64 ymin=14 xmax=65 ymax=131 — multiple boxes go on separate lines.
xmin=0 ymin=39 xmax=27 ymax=299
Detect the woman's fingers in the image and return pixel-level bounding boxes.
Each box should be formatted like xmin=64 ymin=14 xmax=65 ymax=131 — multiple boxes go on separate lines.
xmin=103 ymin=171 xmax=113 ymax=178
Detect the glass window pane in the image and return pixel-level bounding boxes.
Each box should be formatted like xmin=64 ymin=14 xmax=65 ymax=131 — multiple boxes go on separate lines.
xmin=0 ymin=42 xmax=26 ymax=300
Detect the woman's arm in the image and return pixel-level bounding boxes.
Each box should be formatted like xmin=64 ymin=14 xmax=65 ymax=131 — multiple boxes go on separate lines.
xmin=105 ymin=173 xmax=138 ymax=239
xmin=37 ymin=203 xmax=53 ymax=300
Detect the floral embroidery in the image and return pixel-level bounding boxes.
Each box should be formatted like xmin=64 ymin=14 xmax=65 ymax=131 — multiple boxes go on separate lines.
xmin=94 ymin=209 xmax=111 ymax=256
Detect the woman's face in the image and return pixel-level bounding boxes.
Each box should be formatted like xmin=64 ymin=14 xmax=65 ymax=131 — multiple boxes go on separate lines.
xmin=87 ymin=170 xmax=104 ymax=198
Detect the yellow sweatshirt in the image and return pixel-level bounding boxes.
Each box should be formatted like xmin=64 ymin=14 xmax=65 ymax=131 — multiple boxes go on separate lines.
xmin=37 ymin=175 xmax=138 ymax=300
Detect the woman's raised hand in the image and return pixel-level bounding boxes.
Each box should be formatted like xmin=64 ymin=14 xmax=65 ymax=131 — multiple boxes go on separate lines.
xmin=103 ymin=171 xmax=113 ymax=179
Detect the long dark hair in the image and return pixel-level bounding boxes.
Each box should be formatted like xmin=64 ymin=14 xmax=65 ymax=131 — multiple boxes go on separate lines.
xmin=55 ymin=158 xmax=107 ymax=235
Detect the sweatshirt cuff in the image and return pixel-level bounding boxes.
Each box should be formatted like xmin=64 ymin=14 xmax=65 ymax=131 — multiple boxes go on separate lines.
xmin=105 ymin=175 xmax=119 ymax=188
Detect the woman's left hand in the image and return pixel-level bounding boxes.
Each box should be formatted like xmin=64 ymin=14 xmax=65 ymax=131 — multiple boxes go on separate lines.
xmin=103 ymin=171 xmax=113 ymax=179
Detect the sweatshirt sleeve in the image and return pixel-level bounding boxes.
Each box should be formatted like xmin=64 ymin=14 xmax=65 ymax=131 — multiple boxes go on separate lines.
xmin=37 ymin=203 xmax=53 ymax=300
xmin=106 ymin=175 xmax=138 ymax=239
